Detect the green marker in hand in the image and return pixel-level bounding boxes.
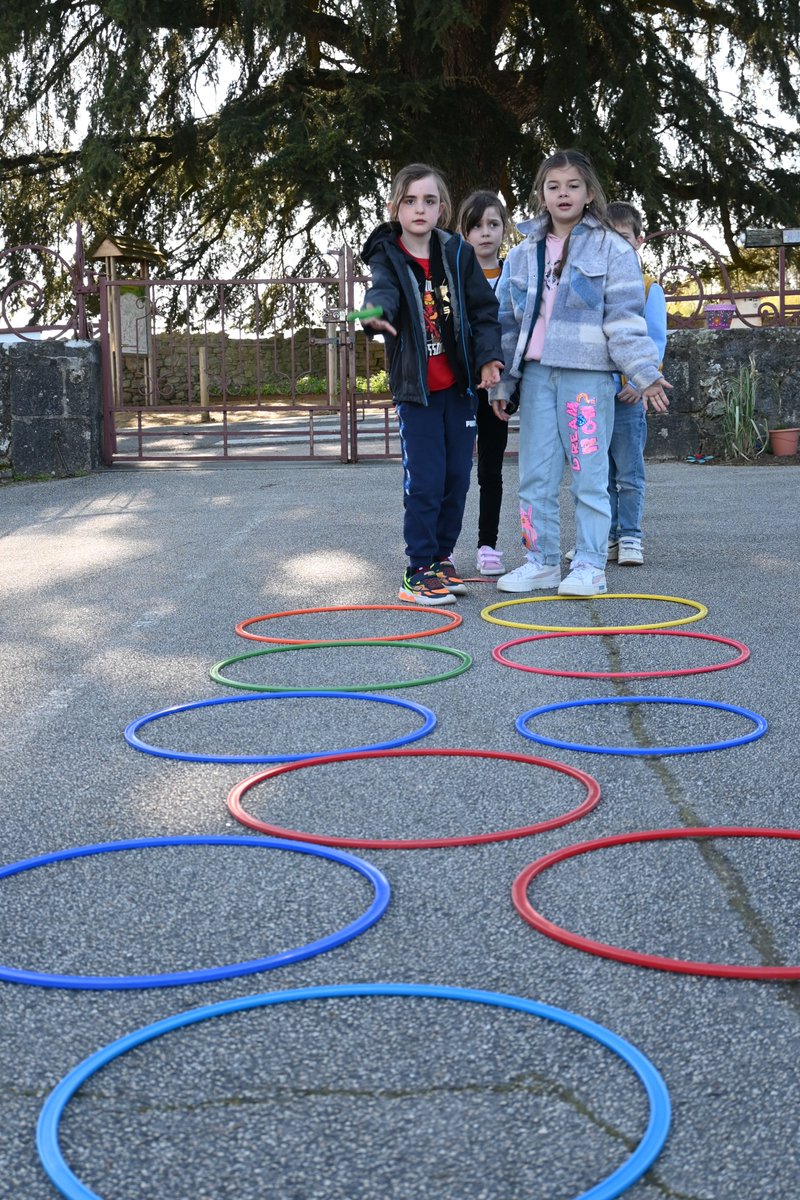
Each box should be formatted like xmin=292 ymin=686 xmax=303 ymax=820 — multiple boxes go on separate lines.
xmin=346 ymin=306 xmax=383 ymax=322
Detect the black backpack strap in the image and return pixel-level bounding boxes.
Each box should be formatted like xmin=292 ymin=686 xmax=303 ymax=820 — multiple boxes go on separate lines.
xmin=522 ymin=236 xmax=547 ymax=348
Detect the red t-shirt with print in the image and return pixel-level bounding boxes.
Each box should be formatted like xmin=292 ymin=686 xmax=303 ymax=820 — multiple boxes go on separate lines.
xmin=400 ymin=243 xmax=457 ymax=393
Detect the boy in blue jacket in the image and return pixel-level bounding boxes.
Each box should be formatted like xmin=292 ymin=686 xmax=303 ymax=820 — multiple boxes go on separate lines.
xmin=361 ymin=163 xmax=503 ymax=605
xmin=606 ymin=201 xmax=668 ymax=565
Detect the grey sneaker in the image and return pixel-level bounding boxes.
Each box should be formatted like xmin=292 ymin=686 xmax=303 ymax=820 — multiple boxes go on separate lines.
xmin=497 ymin=560 xmax=561 ymax=592
xmin=566 ymin=540 xmax=618 ymax=562
xmin=558 ymin=561 xmax=608 ymax=596
xmin=617 ymin=537 xmax=643 ymax=565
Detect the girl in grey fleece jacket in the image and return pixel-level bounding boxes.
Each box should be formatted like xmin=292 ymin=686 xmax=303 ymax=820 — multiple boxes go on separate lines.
xmin=489 ymin=149 xmax=670 ymax=598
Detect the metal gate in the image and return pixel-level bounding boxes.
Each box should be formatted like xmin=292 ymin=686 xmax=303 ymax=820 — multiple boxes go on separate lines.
xmin=99 ymin=245 xmax=401 ymax=465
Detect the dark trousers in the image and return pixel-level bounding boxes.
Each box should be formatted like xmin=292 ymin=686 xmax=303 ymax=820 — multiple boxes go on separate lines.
xmin=476 ymin=397 xmax=509 ymax=548
xmin=396 ymin=386 xmax=477 ymax=567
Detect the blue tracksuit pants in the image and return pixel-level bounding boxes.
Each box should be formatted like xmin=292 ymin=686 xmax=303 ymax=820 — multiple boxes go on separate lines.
xmin=396 ymin=386 xmax=477 ymax=568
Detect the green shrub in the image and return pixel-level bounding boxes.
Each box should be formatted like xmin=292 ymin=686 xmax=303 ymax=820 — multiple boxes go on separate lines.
xmin=721 ymin=356 xmax=768 ymax=461
xmin=355 ymin=370 xmax=390 ymax=393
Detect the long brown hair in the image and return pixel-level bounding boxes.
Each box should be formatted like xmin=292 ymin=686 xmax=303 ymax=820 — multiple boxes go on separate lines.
xmin=530 ymin=149 xmax=609 ymax=276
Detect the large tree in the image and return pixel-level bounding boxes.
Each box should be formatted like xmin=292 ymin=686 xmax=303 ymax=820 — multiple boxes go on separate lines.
xmin=1 ymin=0 xmax=798 ymax=277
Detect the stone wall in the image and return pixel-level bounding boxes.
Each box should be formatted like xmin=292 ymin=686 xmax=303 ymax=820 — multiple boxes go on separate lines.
xmin=0 ymin=341 xmax=103 ymax=480
xmin=122 ymin=328 xmax=381 ymax=405
xmin=1 ymin=327 xmax=797 ymax=476
xmin=648 ymin=326 xmax=799 ymax=460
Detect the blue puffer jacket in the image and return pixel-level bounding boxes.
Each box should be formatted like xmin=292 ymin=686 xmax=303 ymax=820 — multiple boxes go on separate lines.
xmin=360 ymin=223 xmax=502 ymax=406
xmin=490 ymin=213 xmax=663 ymax=401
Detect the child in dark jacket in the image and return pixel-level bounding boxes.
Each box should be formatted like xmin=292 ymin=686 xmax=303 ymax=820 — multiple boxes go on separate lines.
xmin=360 ymin=163 xmax=503 ymax=605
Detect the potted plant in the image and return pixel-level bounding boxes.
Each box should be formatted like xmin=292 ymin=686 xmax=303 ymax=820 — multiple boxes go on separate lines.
xmin=768 ymin=423 xmax=800 ymax=456
xmin=721 ymin=356 xmax=767 ymax=461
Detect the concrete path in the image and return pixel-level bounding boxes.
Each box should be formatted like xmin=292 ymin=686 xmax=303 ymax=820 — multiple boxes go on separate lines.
xmin=1 ymin=459 xmax=798 ymax=1199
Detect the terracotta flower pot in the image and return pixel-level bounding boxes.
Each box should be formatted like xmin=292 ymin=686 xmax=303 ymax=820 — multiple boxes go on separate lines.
xmin=768 ymin=428 xmax=800 ymax=456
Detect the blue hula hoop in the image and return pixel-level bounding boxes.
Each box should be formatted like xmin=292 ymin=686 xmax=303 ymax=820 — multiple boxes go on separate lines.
xmin=0 ymin=836 xmax=390 ymax=989
xmin=124 ymin=690 xmax=436 ymax=763
xmin=37 ymin=982 xmax=671 ymax=1200
xmin=516 ymin=695 xmax=768 ymax=756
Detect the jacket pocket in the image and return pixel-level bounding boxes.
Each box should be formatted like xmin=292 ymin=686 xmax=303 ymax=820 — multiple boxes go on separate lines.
xmin=565 ymin=262 xmax=606 ymax=311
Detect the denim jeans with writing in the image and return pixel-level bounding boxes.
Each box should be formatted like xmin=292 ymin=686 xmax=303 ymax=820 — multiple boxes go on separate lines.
xmin=517 ymin=362 xmax=614 ymax=569
xmin=608 ymin=396 xmax=647 ymax=541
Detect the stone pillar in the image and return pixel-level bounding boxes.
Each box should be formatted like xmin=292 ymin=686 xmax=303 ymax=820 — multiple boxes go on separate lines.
xmin=3 ymin=340 xmax=102 ymax=478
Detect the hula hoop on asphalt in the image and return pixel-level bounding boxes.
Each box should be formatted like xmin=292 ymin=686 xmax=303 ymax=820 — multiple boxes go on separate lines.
xmin=493 ymin=629 xmax=751 ymax=680
xmin=236 ymin=604 xmax=463 ymax=644
xmin=512 ymin=827 xmax=800 ymax=979
xmin=210 ymin=640 xmax=472 ymax=693
xmin=516 ymin=696 xmax=767 ymax=756
xmin=226 ymin=747 xmax=602 ymax=848
xmin=481 ymin=593 xmax=708 ymax=632
xmin=37 ymin=982 xmax=671 ymax=1200
xmin=124 ymin=691 xmax=436 ymax=763
xmin=0 ymin=836 xmax=390 ymax=990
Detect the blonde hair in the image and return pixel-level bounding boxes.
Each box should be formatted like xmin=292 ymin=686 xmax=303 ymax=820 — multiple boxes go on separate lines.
xmin=530 ymin=149 xmax=608 ymax=223
xmin=387 ymin=163 xmax=452 ymax=228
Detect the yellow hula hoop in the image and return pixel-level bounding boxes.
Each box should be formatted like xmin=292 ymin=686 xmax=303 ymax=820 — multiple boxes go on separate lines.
xmin=480 ymin=593 xmax=709 ymax=633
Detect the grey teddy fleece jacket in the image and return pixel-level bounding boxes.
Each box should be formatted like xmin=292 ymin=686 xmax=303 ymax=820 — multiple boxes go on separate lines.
xmin=489 ymin=213 xmax=664 ymax=401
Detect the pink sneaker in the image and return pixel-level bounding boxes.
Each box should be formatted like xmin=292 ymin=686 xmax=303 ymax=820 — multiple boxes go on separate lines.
xmin=476 ymin=545 xmax=505 ymax=576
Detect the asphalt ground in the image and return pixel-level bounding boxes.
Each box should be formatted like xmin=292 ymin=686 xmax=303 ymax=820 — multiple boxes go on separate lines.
xmin=1 ymin=457 xmax=798 ymax=1200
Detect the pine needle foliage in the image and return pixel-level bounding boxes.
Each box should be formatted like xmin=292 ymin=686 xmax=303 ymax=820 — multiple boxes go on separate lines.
xmin=0 ymin=1 xmax=798 ymax=277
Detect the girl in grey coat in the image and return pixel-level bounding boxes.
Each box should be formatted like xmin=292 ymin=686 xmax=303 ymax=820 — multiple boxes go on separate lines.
xmin=490 ymin=149 xmax=670 ymax=597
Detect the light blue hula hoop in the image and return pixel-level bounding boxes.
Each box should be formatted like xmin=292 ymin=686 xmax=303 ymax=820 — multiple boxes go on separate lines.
xmin=37 ymin=982 xmax=671 ymax=1200
xmin=124 ymin=690 xmax=436 ymax=763
xmin=0 ymin=837 xmax=390 ymax=990
xmin=516 ymin=696 xmax=768 ymax=756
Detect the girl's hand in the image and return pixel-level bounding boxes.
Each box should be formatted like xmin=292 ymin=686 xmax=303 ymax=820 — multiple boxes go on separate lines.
xmin=490 ymin=398 xmax=511 ymax=423
xmin=363 ymin=317 xmax=397 ymax=336
xmin=641 ymin=377 xmax=672 ymax=413
xmin=616 ymin=382 xmax=641 ymax=404
xmin=480 ymin=360 xmax=503 ymax=389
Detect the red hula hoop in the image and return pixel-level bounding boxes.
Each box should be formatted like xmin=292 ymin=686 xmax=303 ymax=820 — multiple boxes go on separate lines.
xmin=236 ymin=605 xmax=463 ymax=644
xmin=227 ymin=748 xmax=601 ymax=849
xmin=512 ymin=826 xmax=800 ymax=979
xmin=493 ymin=628 xmax=750 ymax=679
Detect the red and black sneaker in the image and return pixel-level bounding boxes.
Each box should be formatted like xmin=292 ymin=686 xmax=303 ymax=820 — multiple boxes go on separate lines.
xmin=398 ymin=567 xmax=456 ymax=606
xmin=430 ymin=557 xmax=468 ymax=595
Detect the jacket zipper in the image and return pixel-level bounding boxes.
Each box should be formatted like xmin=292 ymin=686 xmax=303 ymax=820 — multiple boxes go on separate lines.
xmin=454 ymin=237 xmax=476 ymax=400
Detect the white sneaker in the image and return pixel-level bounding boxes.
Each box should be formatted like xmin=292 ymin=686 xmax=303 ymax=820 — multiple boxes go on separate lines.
xmin=497 ymin=560 xmax=561 ymax=592
xmin=476 ymin=545 xmax=505 ymax=576
xmin=617 ymin=537 xmax=643 ymax=565
xmin=566 ymin=540 xmax=618 ymax=562
xmin=558 ymin=560 xmax=608 ymax=596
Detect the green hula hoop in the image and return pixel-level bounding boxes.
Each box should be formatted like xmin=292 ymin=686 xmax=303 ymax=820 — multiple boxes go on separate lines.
xmin=210 ymin=639 xmax=472 ymax=692
xmin=480 ymin=593 xmax=708 ymax=633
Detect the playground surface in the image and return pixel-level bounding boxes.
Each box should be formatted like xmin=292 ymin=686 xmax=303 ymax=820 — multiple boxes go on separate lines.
xmin=1 ymin=458 xmax=798 ymax=1200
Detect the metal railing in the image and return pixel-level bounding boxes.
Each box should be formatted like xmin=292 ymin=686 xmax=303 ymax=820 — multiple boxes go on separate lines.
xmin=643 ymin=228 xmax=800 ymax=329
xmin=2 ymin=225 xmax=797 ymax=465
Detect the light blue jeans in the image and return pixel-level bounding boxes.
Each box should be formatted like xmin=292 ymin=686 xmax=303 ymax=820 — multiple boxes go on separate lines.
xmin=517 ymin=362 xmax=615 ymax=569
xmin=608 ymin=397 xmax=647 ymax=541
